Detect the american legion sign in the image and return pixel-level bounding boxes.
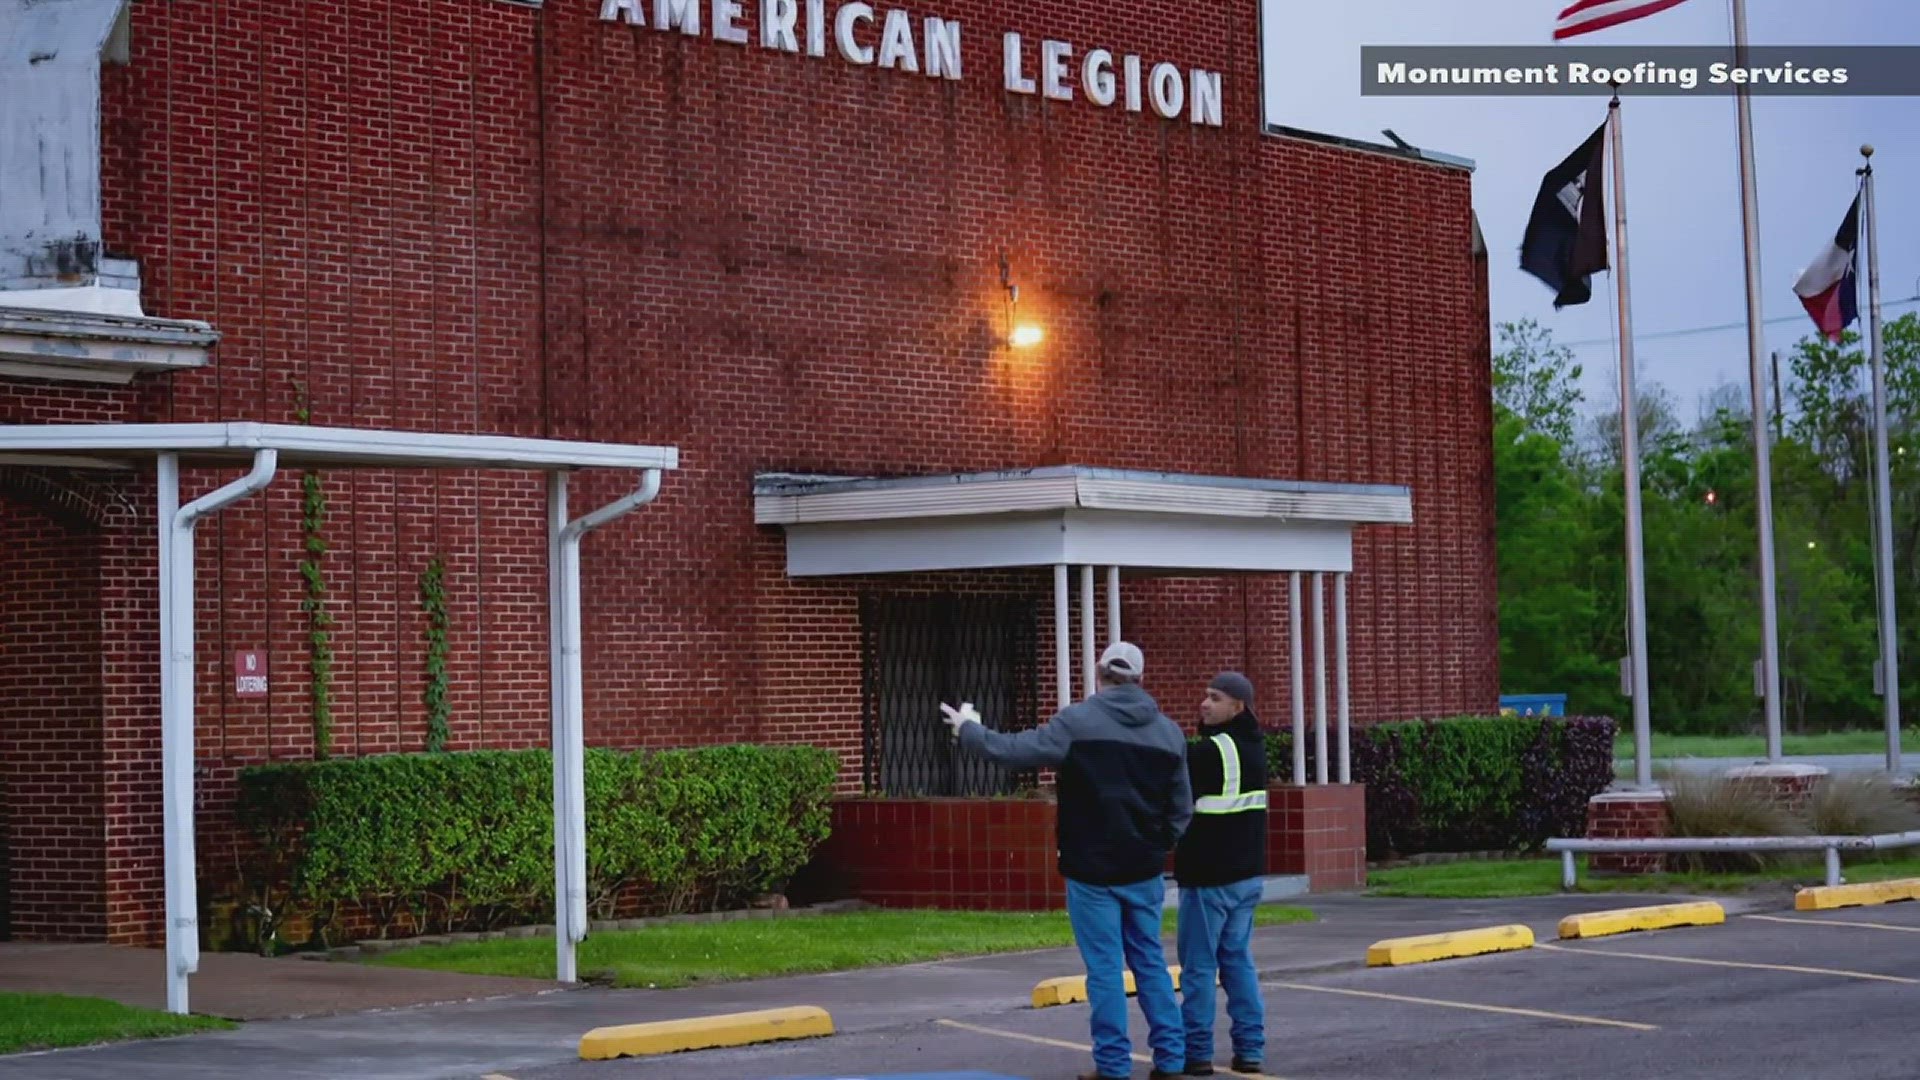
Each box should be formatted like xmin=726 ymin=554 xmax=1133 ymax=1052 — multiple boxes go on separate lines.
xmin=596 ymin=0 xmax=1227 ymax=126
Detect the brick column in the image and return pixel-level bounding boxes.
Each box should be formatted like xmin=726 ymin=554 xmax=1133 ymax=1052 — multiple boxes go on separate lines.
xmin=1585 ymin=791 xmax=1671 ymax=875
xmin=1724 ymin=763 xmax=1829 ymax=813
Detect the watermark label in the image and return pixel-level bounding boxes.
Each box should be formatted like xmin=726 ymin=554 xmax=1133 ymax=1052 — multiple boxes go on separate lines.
xmin=1360 ymin=46 xmax=1920 ymax=96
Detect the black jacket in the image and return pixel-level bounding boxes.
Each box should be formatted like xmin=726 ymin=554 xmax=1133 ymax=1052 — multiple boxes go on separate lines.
xmin=959 ymin=683 xmax=1193 ymax=886
xmin=1173 ymin=710 xmax=1268 ymax=888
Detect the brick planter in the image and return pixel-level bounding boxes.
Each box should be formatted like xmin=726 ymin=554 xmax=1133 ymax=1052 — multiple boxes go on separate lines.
xmin=1584 ymin=791 xmax=1672 ymax=874
xmin=803 ymin=797 xmax=1067 ymax=911
xmin=1267 ymin=784 xmax=1367 ymax=891
xmin=1723 ymin=763 xmax=1829 ymax=813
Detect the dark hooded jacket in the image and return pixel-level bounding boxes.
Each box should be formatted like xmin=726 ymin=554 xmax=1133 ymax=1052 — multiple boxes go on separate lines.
xmin=959 ymin=682 xmax=1193 ymax=886
xmin=1173 ymin=709 xmax=1268 ymax=888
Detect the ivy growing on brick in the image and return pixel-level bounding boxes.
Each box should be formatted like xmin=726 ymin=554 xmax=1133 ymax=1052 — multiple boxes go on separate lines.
xmin=419 ymin=555 xmax=450 ymax=752
xmin=291 ymin=382 xmax=335 ymax=760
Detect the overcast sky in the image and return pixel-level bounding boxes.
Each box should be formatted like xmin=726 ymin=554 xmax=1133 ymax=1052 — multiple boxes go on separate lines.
xmin=1262 ymin=0 xmax=1920 ymax=422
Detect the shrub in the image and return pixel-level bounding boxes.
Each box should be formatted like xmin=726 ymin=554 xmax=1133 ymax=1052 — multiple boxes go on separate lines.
xmin=1264 ymin=714 xmax=1617 ymax=859
xmin=234 ymin=744 xmax=837 ymax=947
xmin=1804 ymin=775 xmax=1920 ymax=849
xmin=1662 ymin=775 xmax=1810 ymax=873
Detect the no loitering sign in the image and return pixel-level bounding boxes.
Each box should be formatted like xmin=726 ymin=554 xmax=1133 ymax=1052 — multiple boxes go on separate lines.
xmin=234 ymin=650 xmax=268 ymax=698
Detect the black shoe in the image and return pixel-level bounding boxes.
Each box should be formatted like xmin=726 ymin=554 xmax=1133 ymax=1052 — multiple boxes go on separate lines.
xmin=1183 ymin=1062 xmax=1216 ymax=1076
xmin=1230 ymin=1060 xmax=1263 ymax=1076
xmin=1151 ymin=1071 xmax=1184 ymax=1080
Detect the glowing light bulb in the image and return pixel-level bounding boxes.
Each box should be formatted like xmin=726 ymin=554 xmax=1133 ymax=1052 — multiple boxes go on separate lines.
xmin=1010 ymin=324 xmax=1044 ymax=348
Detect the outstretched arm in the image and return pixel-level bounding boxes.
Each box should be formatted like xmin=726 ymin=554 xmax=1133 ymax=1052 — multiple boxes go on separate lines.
xmin=945 ymin=703 xmax=1073 ymax=768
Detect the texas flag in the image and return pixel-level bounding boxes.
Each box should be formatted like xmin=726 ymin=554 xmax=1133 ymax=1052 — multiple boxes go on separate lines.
xmin=1554 ymin=0 xmax=1693 ymax=40
xmin=1792 ymin=194 xmax=1862 ymax=343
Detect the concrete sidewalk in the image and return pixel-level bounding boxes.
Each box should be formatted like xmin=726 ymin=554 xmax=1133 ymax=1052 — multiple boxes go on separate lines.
xmin=0 ymin=891 xmax=1782 ymax=1080
xmin=0 ymin=942 xmax=557 ymax=1021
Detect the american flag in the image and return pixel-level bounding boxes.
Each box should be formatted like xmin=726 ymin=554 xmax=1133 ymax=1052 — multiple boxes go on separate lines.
xmin=1553 ymin=0 xmax=1693 ymax=40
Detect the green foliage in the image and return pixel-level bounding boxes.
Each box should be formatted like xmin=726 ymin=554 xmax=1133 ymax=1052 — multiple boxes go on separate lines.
xmin=418 ymin=556 xmax=451 ymax=753
xmin=235 ymin=745 xmax=838 ymax=945
xmin=1266 ymin=714 xmax=1617 ymax=858
xmin=1491 ymin=315 xmax=1920 ymax=736
xmin=291 ymin=381 xmax=334 ymax=760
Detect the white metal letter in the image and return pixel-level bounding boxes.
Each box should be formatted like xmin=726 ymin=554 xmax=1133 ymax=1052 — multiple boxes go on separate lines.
xmin=1124 ymin=54 xmax=1143 ymax=111
xmin=807 ymin=0 xmax=826 ymax=56
xmin=925 ymin=17 xmax=961 ymax=79
xmin=762 ymin=0 xmax=799 ymax=50
xmin=1083 ymin=49 xmax=1116 ymax=106
xmin=1004 ymin=32 xmax=1036 ymax=94
xmin=601 ymin=0 xmax=646 ymax=25
xmin=1041 ymin=39 xmax=1072 ymax=101
xmin=836 ymin=2 xmax=874 ymax=64
xmin=654 ymin=0 xmax=700 ymax=35
xmin=713 ymin=0 xmax=748 ymax=44
xmin=1150 ymin=62 xmax=1184 ymax=119
xmin=1190 ymin=68 xmax=1223 ymax=127
xmin=878 ymin=8 xmax=918 ymax=72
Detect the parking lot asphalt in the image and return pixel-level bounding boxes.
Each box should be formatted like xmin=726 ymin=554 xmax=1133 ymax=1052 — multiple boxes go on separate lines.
xmin=8 ymin=893 xmax=1919 ymax=1080
xmin=510 ymin=901 xmax=1920 ymax=1080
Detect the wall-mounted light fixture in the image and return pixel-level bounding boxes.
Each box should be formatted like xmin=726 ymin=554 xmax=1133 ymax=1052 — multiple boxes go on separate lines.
xmin=1000 ymin=252 xmax=1044 ymax=349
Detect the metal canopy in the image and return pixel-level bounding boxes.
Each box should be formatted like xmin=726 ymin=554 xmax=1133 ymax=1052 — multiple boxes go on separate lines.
xmin=0 ymin=423 xmax=678 ymax=1014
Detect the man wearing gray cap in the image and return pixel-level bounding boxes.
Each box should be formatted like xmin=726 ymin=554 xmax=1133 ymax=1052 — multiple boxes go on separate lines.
xmin=1173 ymin=672 xmax=1269 ymax=1077
xmin=941 ymin=641 xmax=1192 ymax=1080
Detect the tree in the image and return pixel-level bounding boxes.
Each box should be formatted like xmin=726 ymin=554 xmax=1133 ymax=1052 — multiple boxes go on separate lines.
xmin=1494 ymin=319 xmax=1584 ymax=447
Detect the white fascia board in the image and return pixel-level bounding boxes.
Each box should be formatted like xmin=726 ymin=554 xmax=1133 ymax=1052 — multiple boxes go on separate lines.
xmin=782 ymin=513 xmax=1069 ymax=576
xmin=0 ymin=422 xmax=679 ymax=472
xmin=756 ymin=474 xmax=1079 ymax=525
xmin=1060 ymin=511 xmax=1353 ymax=573
xmin=1074 ymin=475 xmax=1411 ymax=525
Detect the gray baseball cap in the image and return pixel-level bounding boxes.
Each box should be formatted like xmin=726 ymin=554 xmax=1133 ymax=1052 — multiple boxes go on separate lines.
xmin=1098 ymin=641 xmax=1144 ymax=677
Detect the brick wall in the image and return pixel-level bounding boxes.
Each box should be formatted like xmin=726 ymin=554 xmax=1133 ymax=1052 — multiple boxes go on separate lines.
xmin=0 ymin=496 xmax=106 ymax=940
xmin=0 ymin=0 xmax=1494 ymax=941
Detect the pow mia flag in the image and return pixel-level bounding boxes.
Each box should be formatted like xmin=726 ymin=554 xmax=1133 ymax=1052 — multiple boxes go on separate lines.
xmin=1521 ymin=121 xmax=1610 ymax=309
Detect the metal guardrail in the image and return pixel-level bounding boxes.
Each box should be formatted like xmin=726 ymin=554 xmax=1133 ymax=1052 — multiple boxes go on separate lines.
xmin=1546 ymin=830 xmax=1920 ymax=889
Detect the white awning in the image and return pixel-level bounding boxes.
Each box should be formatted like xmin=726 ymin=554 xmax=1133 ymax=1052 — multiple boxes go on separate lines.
xmin=754 ymin=466 xmax=1411 ymax=576
xmin=0 ymin=422 xmax=678 ymax=1015
xmin=0 ymin=421 xmax=679 ymax=471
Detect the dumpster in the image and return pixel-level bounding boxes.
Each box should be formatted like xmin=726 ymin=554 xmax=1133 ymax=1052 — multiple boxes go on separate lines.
xmin=1499 ymin=693 xmax=1567 ymax=717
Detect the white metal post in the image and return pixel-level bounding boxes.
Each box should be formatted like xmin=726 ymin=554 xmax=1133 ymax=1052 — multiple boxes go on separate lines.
xmin=160 ymin=449 xmax=277 ymax=1016
xmin=1861 ymin=149 xmax=1902 ymax=774
xmin=1106 ymin=566 xmax=1121 ymax=645
xmin=1732 ymin=0 xmax=1784 ymax=761
xmin=1609 ymin=99 xmax=1656 ymax=791
xmin=1312 ymin=572 xmax=1328 ymax=785
xmin=1289 ymin=571 xmax=1305 ymax=786
xmin=550 ymin=468 xmax=662 ymax=985
xmin=1079 ymin=565 xmax=1095 ymax=699
xmin=1335 ymin=572 xmax=1351 ymax=785
xmin=1054 ymin=564 xmax=1071 ymax=709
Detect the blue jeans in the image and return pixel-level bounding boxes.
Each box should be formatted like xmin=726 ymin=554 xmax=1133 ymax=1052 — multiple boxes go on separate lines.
xmin=1177 ymin=878 xmax=1266 ymax=1065
xmin=1065 ymin=876 xmax=1184 ymax=1077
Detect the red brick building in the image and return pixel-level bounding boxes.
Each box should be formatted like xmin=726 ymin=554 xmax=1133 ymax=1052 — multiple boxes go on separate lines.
xmin=0 ymin=0 xmax=1495 ymax=946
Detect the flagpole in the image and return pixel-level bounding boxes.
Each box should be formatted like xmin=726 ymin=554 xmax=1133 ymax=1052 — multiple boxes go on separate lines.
xmin=1609 ymin=94 xmax=1655 ymax=791
xmin=1732 ymin=0 xmax=1785 ymax=761
xmin=1860 ymin=145 xmax=1902 ymax=774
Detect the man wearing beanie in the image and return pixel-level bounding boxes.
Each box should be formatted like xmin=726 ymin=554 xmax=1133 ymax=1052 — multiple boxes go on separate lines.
xmin=1173 ymin=672 xmax=1269 ymax=1077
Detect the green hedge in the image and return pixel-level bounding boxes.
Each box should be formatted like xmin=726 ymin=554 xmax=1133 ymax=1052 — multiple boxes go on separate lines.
xmin=234 ymin=744 xmax=837 ymax=946
xmin=1265 ymin=714 xmax=1617 ymax=859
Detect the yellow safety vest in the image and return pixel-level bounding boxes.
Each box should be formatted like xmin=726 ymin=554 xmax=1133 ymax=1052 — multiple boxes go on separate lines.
xmin=1194 ymin=732 xmax=1269 ymax=815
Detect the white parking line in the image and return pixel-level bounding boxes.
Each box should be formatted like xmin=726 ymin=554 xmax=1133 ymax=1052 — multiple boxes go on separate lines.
xmin=1267 ymin=982 xmax=1657 ymax=1031
xmin=1535 ymin=942 xmax=1919 ymax=983
xmin=1746 ymin=913 xmax=1920 ymax=934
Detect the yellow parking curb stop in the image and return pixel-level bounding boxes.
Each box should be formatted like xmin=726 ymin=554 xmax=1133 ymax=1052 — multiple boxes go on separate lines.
xmin=1366 ymin=924 xmax=1534 ymax=967
xmin=1796 ymin=878 xmax=1920 ymax=912
xmin=577 ymin=1005 xmax=834 ymax=1060
xmin=1558 ymin=901 xmax=1725 ymax=940
xmin=1032 ymin=965 xmax=1183 ymax=1008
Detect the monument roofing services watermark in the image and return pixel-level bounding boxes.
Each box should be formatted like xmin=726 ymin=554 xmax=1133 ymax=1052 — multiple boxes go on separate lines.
xmin=1361 ymin=46 xmax=1920 ymax=96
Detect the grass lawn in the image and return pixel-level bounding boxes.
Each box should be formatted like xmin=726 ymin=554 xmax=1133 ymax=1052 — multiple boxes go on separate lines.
xmin=364 ymin=905 xmax=1317 ymax=989
xmin=1612 ymin=728 xmax=1920 ymax=761
xmin=0 ymin=993 xmax=233 ymax=1056
xmin=1367 ymin=855 xmax=1920 ymax=900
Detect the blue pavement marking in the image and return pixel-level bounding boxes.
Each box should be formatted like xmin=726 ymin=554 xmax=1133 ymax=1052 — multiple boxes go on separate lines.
xmin=778 ymin=1074 xmax=1027 ymax=1080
